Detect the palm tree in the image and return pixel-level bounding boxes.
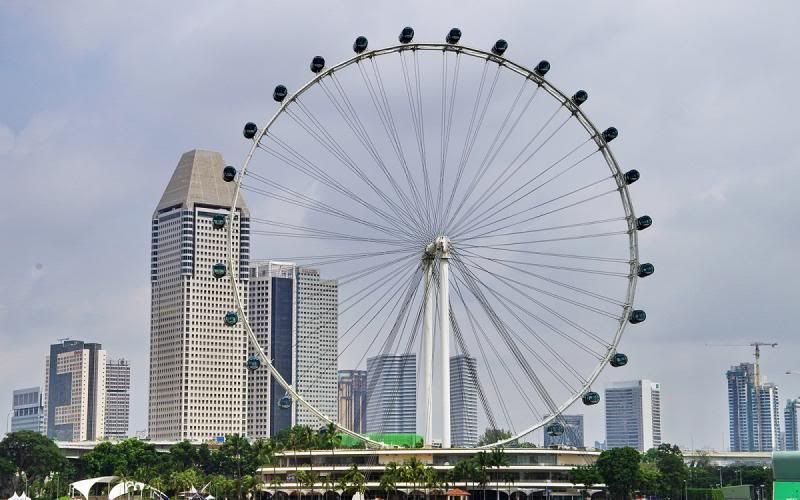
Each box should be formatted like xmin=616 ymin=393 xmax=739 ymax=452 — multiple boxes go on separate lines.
xmin=423 ymin=467 xmax=438 ymax=500
xmin=296 ymin=470 xmax=318 ymax=500
xmin=320 ymin=474 xmax=336 ymax=500
xmin=269 ymin=476 xmax=284 ymax=500
xmin=489 ymin=448 xmax=509 ymax=500
xmin=345 ymin=465 xmax=366 ymax=500
xmin=473 ymin=452 xmax=492 ymax=500
xmin=380 ymin=463 xmax=400 ymax=500
xmin=402 ymin=458 xmax=425 ymax=500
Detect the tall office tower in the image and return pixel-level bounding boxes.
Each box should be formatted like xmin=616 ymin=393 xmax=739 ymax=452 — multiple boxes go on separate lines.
xmin=338 ymin=370 xmax=368 ymax=434
xmin=756 ymin=382 xmax=781 ymax=451
xmin=10 ymin=387 xmax=44 ymax=434
xmin=247 ymin=262 xmax=339 ymax=438
xmin=450 ymin=355 xmax=478 ymax=447
xmin=544 ymin=414 xmax=584 ymax=448
xmin=727 ymin=363 xmax=756 ymax=451
xmin=148 ymin=150 xmax=250 ymax=441
xmin=43 ymin=340 xmax=107 ymax=441
xmin=366 ymin=354 xmax=416 ymax=434
xmin=605 ymin=380 xmax=662 ymax=451
xmin=785 ymin=399 xmax=799 ymax=451
xmin=105 ymin=359 xmax=131 ymax=439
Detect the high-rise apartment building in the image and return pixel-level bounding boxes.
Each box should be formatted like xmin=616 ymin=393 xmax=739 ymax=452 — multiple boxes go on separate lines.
xmin=10 ymin=387 xmax=44 ymax=434
xmin=44 ymin=340 xmax=107 ymax=441
xmin=756 ymin=382 xmax=781 ymax=451
xmin=544 ymin=414 xmax=584 ymax=448
xmin=366 ymin=354 xmax=416 ymax=434
xmin=105 ymin=359 xmax=131 ymax=439
xmin=605 ymin=379 xmax=661 ymax=451
xmin=338 ymin=370 xmax=367 ymax=434
xmin=785 ymin=399 xmax=799 ymax=451
xmin=450 ymin=355 xmax=478 ymax=447
xmin=726 ymin=362 xmax=781 ymax=452
xmin=148 ymin=150 xmax=250 ymax=441
xmin=247 ymin=262 xmax=339 ymax=438
xmin=727 ymin=363 xmax=755 ymax=451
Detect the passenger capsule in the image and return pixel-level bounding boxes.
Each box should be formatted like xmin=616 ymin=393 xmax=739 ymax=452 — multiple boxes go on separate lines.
xmin=610 ymin=353 xmax=628 ymax=367
xmin=353 ymin=36 xmax=368 ymax=53
xmin=534 ymin=60 xmax=551 ymax=76
xmin=222 ymin=166 xmax=237 ymax=182
xmin=546 ymin=422 xmax=565 ymax=437
xmin=278 ymin=393 xmax=292 ymax=410
xmin=602 ymin=127 xmax=619 ymax=143
xmin=247 ymin=356 xmax=261 ymax=371
xmin=212 ymin=263 xmax=226 ymax=279
xmin=636 ymin=215 xmax=653 ymax=231
xmin=224 ymin=311 xmax=239 ymax=326
xmin=273 ymin=85 xmax=288 ymax=102
xmin=310 ymin=56 xmax=325 ymax=73
xmin=446 ymin=28 xmax=462 ymax=45
xmin=572 ymin=90 xmax=588 ymax=107
xmin=398 ymin=27 xmax=414 ymax=44
xmin=637 ymin=263 xmax=655 ymax=278
xmin=629 ymin=309 xmax=647 ymax=324
xmin=491 ymin=39 xmax=508 ymax=56
xmin=624 ymin=169 xmax=640 ymax=185
xmin=582 ymin=391 xmax=601 ymax=406
xmin=243 ymin=122 xmax=258 ymax=139
xmin=212 ymin=214 xmax=226 ymax=229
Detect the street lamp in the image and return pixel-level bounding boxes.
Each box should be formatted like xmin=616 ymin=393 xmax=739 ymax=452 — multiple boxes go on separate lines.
xmin=684 ymin=479 xmax=688 ymax=500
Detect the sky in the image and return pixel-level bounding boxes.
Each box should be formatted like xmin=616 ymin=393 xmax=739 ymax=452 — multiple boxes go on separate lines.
xmin=2 ymin=1 xmax=800 ymax=450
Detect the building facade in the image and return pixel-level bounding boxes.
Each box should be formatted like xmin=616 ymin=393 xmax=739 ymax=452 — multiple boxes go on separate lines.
xmin=247 ymin=262 xmax=339 ymax=439
xmin=726 ymin=363 xmax=781 ymax=452
xmin=450 ymin=355 xmax=478 ymax=447
xmin=605 ymin=379 xmax=661 ymax=451
xmin=105 ymin=359 xmax=131 ymax=439
xmin=727 ymin=363 xmax=756 ymax=451
xmin=44 ymin=340 xmax=107 ymax=441
xmin=10 ymin=387 xmax=44 ymax=434
xmin=148 ymin=150 xmax=250 ymax=441
xmin=785 ymin=399 xmax=798 ymax=451
xmin=544 ymin=414 xmax=584 ymax=448
xmin=338 ymin=370 xmax=367 ymax=434
xmin=366 ymin=354 xmax=416 ymax=434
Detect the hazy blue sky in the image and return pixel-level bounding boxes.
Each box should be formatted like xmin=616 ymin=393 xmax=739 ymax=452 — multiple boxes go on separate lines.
xmin=2 ymin=1 xmax=799 ymax=449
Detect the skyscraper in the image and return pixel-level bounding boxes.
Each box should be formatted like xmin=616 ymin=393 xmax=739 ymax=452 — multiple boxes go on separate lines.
xmin=366 ymin=354 xmax=416 ymax=434
xmin=105 ymin=359 xmax=131 ymax=439
xmin=544 ymin=414 xmax=584 ymax=448
xmin=10 ymin=387 xmax=44 ymax=434
xmin=756 ymin=382 xmax=781 ymax=452
xmin=43 ymin=340 xmax=107 ymax=441
xmin=727 ymin=363 xmax=756 ymax=451
xmin=148 ymin=150 xmax=250 ymax=441
xmin=450 ymin=355 xmax=478 ymax=447
xmin=605 ymin=379 xmax=662 ymax=451
xmin=785 ymin=399 xmax=798 ymax=451
xmin=727 ymin=363 xmax=781 ymax=451
xmin=247 ymin=262 xmax=339 ymax=438
xmin=338 ymin=370 xmax=367 ymax=434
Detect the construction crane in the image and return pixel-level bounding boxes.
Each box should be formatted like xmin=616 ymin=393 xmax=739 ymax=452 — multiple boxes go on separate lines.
xmin=706 ymin=341 xmax=777 ymax=451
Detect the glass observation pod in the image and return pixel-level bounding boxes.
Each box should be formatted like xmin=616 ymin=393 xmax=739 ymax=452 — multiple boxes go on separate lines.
xmin=212 ymin=214 xmax=226 ymax=229
xmin=278 ymin=393 xmax=292 ymax=410
xmin=246 ymin=356 xmax=261 ymax=371
xmin=224 ymin=311 xmax=238 ymax=326
xmin=546 ymin=422 xmax=565 ymax=437
xmin=582 ymin=391 xmax=601 ymax=405
xmin=212 ymin=263 xmax=226 ymax=279
xmin=629 ymin=309 xmax=647 ymax=324
xmin=610 ymin=353 xmax=629 ymax=367
xmin=222 ymin=166 xmax=237 ymax=182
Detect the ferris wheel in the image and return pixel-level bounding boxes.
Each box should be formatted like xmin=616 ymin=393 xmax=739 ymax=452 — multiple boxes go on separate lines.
xmin=221 ymin=27 xmax=653 ymax=448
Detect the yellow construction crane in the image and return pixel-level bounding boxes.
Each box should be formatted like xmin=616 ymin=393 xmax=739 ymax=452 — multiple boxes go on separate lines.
xmin=707 ymin=341 xmax=777 ymax=450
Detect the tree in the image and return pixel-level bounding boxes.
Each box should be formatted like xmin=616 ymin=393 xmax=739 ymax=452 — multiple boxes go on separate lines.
xmin=170 ymin=441 xmax=199 ymax=472
xmin=380 ymin=463 xmax=400 ymax=500
xmin=0 ymin=430 xmax=70 ymax=491
xmin=568 ymin=464 xmax=602 ymax=498
xmin=218 ymin=434 xmax=255 ymax=498
xmin=297 ymin=470 xmax=318 ymax=500
xmin=269 ymin=476 xmax=284 ymax=500
xmin=638 ymin=462 xmax=661 ymax=498
xmin=344 ymin=465 xmax=366 ymax=498
xmin=477 ymin=429 xmax=513 ymax=447
xmin=489 ymin=448 xmax=509 ymax=500
xmin=650 ymin=443 xmax=688 ymax=497
xmin=473 ymin=452 xmax=492 ymax=500
xmin=595 ymin=447 xmax=641 ymax=500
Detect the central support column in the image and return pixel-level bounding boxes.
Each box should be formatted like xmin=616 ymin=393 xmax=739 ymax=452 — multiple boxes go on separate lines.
xmin=437 ymin=237 xmax=451 ymax=448
xmin=421 ymin=257 xmax=434 ymax=446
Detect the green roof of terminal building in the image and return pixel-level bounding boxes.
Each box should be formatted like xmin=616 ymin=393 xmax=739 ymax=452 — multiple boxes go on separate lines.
xmin=338 ymin=433 xmax=423 ymax=448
